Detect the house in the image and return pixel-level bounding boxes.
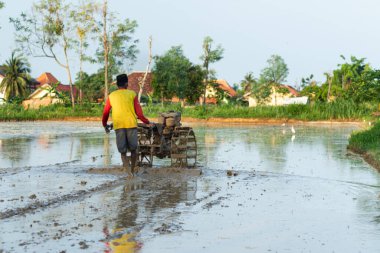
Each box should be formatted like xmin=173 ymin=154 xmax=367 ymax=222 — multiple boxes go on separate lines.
xmin=244 ymin=84 xmax=307 ymax=107
xmin=22 ymin=72 xmax=78 ymax=109
xmin=126 ymin=71 xmax=153 ymax=96
xmin=36 ymin=72 xmax=60 ymax=87
xmin=22 ymin=83 xmax=64 ymax=109
xmin=200 ymin=79 xmax=237 ymax=104
xmin=0 ymin=71 xmax=5 ymax=104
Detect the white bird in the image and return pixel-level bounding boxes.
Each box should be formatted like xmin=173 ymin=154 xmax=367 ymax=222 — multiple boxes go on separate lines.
xmin=291 ymin=125 xmax=296 ymax=134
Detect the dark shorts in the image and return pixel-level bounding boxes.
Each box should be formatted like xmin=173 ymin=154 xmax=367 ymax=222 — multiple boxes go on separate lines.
xmin=115 ymin=128 xmax=138 ymax=154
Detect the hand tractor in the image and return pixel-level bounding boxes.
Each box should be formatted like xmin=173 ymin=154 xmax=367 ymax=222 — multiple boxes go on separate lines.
xmin=137 ymin=111 xmax=197 ymax=168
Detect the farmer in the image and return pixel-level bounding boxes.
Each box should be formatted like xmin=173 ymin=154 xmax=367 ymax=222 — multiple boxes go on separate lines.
xmin=102 ymin=73 xmax=151 ymax=176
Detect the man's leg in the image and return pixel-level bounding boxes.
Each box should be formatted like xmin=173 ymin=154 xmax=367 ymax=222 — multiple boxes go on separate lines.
xmin=130 ymin=150 xmax=137 ymax=174
xmin=126 ymin=128 xmax=139 ymax=175
xmin=116 ymin=129 xmax=133 ymax=177
xmin=121 ymin=153 xmax=130 ymax=168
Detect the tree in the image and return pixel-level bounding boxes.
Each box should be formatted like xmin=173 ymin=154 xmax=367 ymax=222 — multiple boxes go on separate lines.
xmin=0 ymin=2 xmax=3 ymax=29
xmin=10 ymin=0 xmax=77 ymax=108
xmin=138 ymin=36 xmax=152 ymax=102
xmin=74 ymin=71 xmax=104 ymax=102
xmin=0 ymin=52 xmax=31 ymax=101
xmin=152 ymin=46 xmax=203 ymax=105
xmin=200 ymin=36 xmax=224 ymax=105
xmin=95 ymin=0 xmax=139 ymax=101
xmin=240 ymin=72 xmax=257 ymax=93
xmin=299 ymin=74 xmax=322 ymax=102
xmin=259 ymin=55 xmax=289 ymax=84
xmin=71 ymin=0 xmax=99 ymax=103
xmin=320 ymin=56 xmax=380 ymax=103
xmin=184 ymin=64 xmax=204 ymax=104
xmin=256 ymin=55 xmax=289 ymax=105
xmin=101 ymin=0 xmax=109 ymax=102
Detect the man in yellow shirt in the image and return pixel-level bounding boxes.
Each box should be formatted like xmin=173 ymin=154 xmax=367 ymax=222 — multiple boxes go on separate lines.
xmin=102 ymin=74 xmax=151 ymax=176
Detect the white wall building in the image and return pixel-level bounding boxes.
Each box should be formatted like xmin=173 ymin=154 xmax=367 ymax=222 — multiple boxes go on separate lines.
xmin=0 ymin=74 xmax=5 ymax=104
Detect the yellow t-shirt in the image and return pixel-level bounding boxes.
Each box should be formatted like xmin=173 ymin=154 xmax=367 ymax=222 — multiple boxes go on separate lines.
xmin=109 ymin=89 xmax=137 ymax=129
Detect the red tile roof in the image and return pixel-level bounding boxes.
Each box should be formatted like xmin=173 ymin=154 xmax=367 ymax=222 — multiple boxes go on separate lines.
xmin=35 ymin=72 xmax=78 ymax=97
xmin=214 ymin=79 xmax=237 ymax=97
xmin=203 ymin=80 xmax=237 ymax=104
xmin=56 ymin=84 xmax=78 ymax=98
xmin=127 ymin=72 xmax=153 ymax=95
xmin=281 ymin=85 xmax=299 ymax=96
xmin=36 ymin=72 xmax=59 ymax=86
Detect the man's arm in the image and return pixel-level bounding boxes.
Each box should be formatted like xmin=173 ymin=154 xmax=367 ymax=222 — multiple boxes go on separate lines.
xmin=133 ymin=96 xmax=150 ymax=124
xmin=102 ymin=98 xmax=112 ymax=127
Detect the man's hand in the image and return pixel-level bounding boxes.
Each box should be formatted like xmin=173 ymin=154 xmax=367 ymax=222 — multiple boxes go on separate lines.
xmin=147 ymin=122 xmax=155 ymax=128
xmin=104 ymin=124 xmax=112 ymax=133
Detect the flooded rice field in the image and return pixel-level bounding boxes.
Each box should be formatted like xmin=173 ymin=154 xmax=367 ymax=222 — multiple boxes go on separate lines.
xmin=1 ymin=121 xmax=380 ymax=252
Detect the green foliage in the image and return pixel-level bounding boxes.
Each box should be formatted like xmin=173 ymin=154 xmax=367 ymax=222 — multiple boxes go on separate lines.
xmin=200 ymin=36 xmax=224 ymax=103
xmin=11 ymin=0 xmax=74 ymax=57
xmin=299 ymin=83 xmax=323 ymax=102
xmin=240 ymin=72 xmax=257 ymax=93
xmin=0 ymin=103 xmax=103 ymax=121
xmin=259 ymin=55 xmax=289 ymax=84
xmin=250 ymin=82 xmax=272 ymax=104
xmin=0 ymin=52 xmax=31 ymax=101
xmin=0 ymin=1 xmax=4 ymax=29
xmin=40 ymin=82 xmax=70 ymax=105
xmin=348 ymin=120 xmax=380 ymax=164
xmin=248 ymin=54 xmax=290 ymax=103
xmin=0 ymin=100 xmax=375 ymax=122
xmin=186 ymin=65 xmax=204 ymax=104
xmin=96 ymin=18 xmax=139 ymax=75
xmin=200 ymin=36 xmax=224 ymax=68
xmin=152 ymin=46 xmax=203 ymax=104
xmin=10 ymin=0 xmax=77 ymax=107
xmin=319 ymin=56 xmax=380 ymax=103
xmin=145 ymin=100 xmax=373 ymax=120
xmin=74 ymin=71 xmax=104 ymax=102
xmin=301 ymin=74 xmax=314 ymax=87
xmin=70 ymin=0 xmax=99 ymax=97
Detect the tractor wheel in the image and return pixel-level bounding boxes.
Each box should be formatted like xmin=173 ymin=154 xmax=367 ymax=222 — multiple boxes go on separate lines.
xmin=170 ymin=127 xmax=197 ymax=167
xmin=137 ymin=125 xmax=154 ymax=167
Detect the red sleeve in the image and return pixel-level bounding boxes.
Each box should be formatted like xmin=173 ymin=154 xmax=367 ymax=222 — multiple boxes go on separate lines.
xmin=102 ymin=98 xmax=112 ymax=127
xmin=134 ymin=96 xmax=150 ymax=124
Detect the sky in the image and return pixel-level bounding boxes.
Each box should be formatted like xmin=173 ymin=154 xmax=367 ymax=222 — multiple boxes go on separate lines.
xmin=1 ymin=0 xmax=380 ymax=88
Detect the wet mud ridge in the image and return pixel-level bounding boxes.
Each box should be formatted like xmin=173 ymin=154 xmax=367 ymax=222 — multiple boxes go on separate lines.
xmin=0 ymin=165 xmax=202 ymax=220
xmin=0 ymin=179 xmax=122 ymax=219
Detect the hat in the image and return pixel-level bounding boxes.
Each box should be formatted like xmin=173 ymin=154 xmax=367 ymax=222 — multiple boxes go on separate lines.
xmin=116 ymin=74 xmax=128 ymax=86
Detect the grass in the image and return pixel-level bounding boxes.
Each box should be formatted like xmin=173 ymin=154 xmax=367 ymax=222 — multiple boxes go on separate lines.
xmin=0 ymin=100 xmax=377 ymax=121
xmin=145 ymin=100 xmax=375 ymax=120
xmin=0 ymin=103 xmax=103 ymax=121
xmin=348 ymin=120 xmax=380 ymax=170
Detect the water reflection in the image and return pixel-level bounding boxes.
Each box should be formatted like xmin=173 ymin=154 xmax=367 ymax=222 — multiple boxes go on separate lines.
xmin=103 ymin=178 xmax=197 ymax=252
xmin=0 ymin=137 xmax=32 ymax=167
xmin=0 ymin=131 xmax=115 ymax=168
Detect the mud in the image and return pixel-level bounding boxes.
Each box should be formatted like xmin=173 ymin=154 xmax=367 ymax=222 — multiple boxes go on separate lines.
xmin=1 ymin=121 xmax=380 ymax=252
xmin=88 ymin=166 xmax=202 ymax=176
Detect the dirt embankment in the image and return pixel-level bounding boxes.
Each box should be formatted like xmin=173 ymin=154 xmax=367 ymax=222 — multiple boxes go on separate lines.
xmin=348 ymin=146 xmax=380 ymax=172
xmin=61 ymin=116 xmax=364 ymax=125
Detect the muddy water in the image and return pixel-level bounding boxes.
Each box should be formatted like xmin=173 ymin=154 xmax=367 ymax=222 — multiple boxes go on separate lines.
xmin=1 ymin=121 xmax=380 ymax=252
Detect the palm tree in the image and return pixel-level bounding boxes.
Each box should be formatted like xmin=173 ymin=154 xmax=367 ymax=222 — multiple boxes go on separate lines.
xmin=0 ymin=52 xmax=31 ymax=101
xmin=241 ymin=72 xmax=256 ymax=93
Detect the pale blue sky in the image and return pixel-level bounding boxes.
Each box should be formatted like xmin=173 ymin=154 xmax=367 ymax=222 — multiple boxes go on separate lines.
xmin=1 ymin=0 xmax=380 ymax=88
